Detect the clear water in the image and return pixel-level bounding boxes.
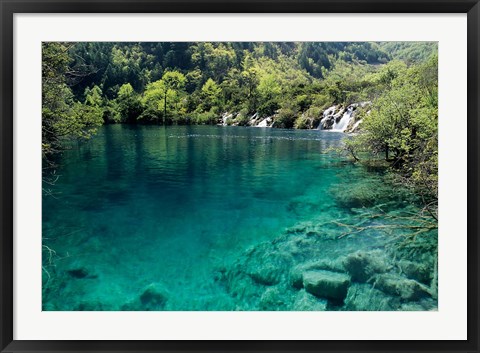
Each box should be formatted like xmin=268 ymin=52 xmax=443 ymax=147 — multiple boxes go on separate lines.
xmin=42 ymin=125 xmax=436 ymax=311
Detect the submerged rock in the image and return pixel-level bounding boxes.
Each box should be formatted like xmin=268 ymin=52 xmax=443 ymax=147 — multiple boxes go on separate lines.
xmin=242 ymin=245 xmax=294 ymax=286
xmin=303 ymin=270 xmax=350 ymax=302
xmin=67 ymin=267 xmax=97 ymax=279
xmin=123 ymin=283 xmax=168 ymax=311
xmin=375 ymin=274 xmax=431 ymax=302
xmin=400 ymin=298 xmax=438 ymax=311
xmin=259 ymin=287 xmax=291 ymax=310
xmin=343 ymin=250 xmax=391 ymax=283
xmin=248 ymin=263 xmax=283 ymax=286
xmin=289 ymin=266 xmax=305 ymax=289
xmin=398 ymin=260 xmax=433 ymax=285
xmin=221 ymin=209 xmax=437 ymax=310
xmin=140 ymin=283 xmax=168 ymax=309
xmin=344 ymin=283 xmax=400 ymax=311
xmin=292 ymin=290 xmax=328 ymax=311
xmin=223 ymin=267 xmax=260 ymax=302
xmin=289 ymin=259 xmax=346 ymax=289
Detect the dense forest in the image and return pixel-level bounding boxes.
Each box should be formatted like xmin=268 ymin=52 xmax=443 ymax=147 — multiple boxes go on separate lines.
xmin=42 ymin=41 xmax=438 ymax=211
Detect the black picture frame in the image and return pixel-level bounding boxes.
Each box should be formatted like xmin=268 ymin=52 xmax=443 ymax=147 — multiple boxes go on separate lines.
xmin=1 ymin=1 xmax=479 ymax=352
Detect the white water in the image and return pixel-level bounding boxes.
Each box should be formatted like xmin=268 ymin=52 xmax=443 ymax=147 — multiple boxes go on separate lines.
xmin=221 ymin=113 xmax=233 ymax=126
xmin=257 ymin=118 xmax=270 ymax=127
xmin=331 ymin=106 xmax=354 ymax=132
xmin=317 ymin=105 xmax=337 ymax=130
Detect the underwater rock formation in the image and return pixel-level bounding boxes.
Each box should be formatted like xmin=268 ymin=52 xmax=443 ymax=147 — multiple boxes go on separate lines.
xmin=375 ymin=274 xmax=431 ymax=302
xmin=303 ymin=270 xmax=350 ymax=302
xmin=122 ymin=283 xmax=169 ymax=311
xmin=293 ymin=290 xmax=328 ymax=311
xmin=343 ymin=250 xmax=391 ymax=283
xmin=222 ymin=218 xmax=437 ymax=311
xmin=398 ymin=259 xmax=433 ymax=285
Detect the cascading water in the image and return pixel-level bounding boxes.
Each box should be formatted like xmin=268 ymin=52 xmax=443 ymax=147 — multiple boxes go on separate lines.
xmin=257 ymin=118 xmax=269 ymax=127
xmin=331 ymin=106 xmax=354 ymax=132
xmin=317 ymin=105 xmax=337 ymax=130
xmin=317 ymin=102 xmax=369 ymax=132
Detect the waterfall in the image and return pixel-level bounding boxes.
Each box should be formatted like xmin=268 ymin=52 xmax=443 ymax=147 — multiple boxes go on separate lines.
xmin=331 ymin=106 xmax=354 ymax=132
xmin=221 ymin=113 xmax=233 ymax=126
xmin=257 ymin=118 xmax=268 ymax=127
xmin=317 ymin=105 xmax=337 ymax=130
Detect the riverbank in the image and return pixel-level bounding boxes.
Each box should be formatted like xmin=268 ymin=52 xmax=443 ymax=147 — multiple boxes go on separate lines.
xmin=103 ymin=102 xmax=371 ymax=134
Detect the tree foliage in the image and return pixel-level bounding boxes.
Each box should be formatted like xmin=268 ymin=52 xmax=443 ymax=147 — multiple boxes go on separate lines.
xmin=42 ymin=43 xmax=103 ymax=157
xmin=346 ymin=55 xmax=438 ymax=214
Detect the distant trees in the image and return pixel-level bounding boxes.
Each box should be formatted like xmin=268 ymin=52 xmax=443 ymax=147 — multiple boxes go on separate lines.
xmin=42 ymin=43 xmax=103 ymax=157
xmin=59 ymin=41 xmax=408 ymax=121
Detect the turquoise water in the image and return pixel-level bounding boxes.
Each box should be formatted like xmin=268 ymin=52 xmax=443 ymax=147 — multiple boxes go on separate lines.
xmin=42 ymin=125 xmax=437 ymax=311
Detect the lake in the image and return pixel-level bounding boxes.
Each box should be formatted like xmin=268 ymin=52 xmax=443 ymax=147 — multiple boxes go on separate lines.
xmin=42 ymin=125 xmax=437 ymax=311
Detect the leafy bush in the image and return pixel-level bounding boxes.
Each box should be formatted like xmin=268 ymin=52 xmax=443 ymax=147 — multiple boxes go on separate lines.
xmin=274 ymin=107 xmax=297 ymax=128
xmin=294 ymin=116 xmax=310 ymax=129
xmin=192 ymin=110 xmax=218 ymax=125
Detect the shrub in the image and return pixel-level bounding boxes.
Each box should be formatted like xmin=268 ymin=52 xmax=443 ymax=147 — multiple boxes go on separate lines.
xmin=294 ymin=116 xmax=310 ymax=129
xmin=274 ymin=107 xmax=297 ymax=128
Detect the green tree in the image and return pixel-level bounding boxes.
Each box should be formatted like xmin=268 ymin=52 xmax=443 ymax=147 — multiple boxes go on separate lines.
xmin=347 ymin=56 xmax=438 ymax=212
xmin=140 ymin=79 xmax=166 ymax=122
xmin=161 ymin=71 xmax=186 ymax=123
xmin=42 ymin=42 xmax=103 ymax=157
xmin=140 ymin=70 xmax=187 ymax=124
xmin=240 ymin=67 xmax=259 ymax=113
xmin=257 ymin=73 xmax=281 ymax=116
xmin=84 ymin=85 xmax=104 ymax=107
xmin=116 ymin=83 xmax=142 ymax=123
xmin=200 ymin=78 xmax=222 ymax=112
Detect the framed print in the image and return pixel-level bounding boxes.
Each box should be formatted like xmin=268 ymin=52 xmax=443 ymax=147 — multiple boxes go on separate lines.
xmin=1 ymin=0 xmax=479 ymax=352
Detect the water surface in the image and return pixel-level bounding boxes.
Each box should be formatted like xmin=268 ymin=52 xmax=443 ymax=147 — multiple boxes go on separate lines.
xmin=42 ymin=125 xmax=436 ymax=310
